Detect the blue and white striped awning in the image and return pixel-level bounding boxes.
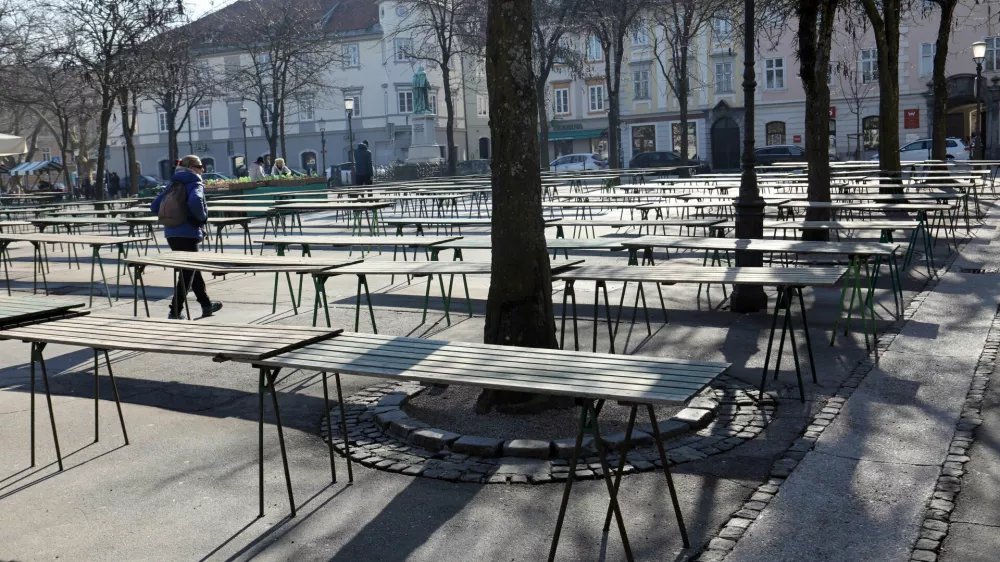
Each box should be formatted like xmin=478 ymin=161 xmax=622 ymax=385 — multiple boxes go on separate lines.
xmin=9 ymin=160 xmax=63 ymax=176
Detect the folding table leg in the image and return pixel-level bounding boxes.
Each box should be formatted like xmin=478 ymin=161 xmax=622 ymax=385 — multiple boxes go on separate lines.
xmin=548 ymin=400 xmax=633 ymax=562
xmin=795 ymin=287 xmax=818 ymax=384
xmin=760 ymin=288 xmax=785 ymax=397
xmin=603 ymin=405 xmax=638 ymax=531
xmin=32 ymin=343 xmax=63 ymax=471
xmin=335 ymin=372 xmax=354 ymax=483
xmin=321 ymin=372 xmax=337 ymax=484
xmin=646 ymin=404 xmax=690 ymax=548
xmin=259 ymin=367 xmax=295 ymax=517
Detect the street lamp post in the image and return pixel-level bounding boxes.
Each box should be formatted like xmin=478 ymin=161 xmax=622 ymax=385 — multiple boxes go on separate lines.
xmin=731 ymin=0 xmax=767 ymax=313
xmin=345 ymin=98 xmax=356 ymax=180
xmin=973 ymin=41 xmax=987 ymax=160
xmin=239 ymin=106 xmax=249 ymax=177
xmin=318 ymin=118 xmax=327 ymax=180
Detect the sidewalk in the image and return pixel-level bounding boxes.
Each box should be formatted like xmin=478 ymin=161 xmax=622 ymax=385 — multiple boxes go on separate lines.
xmin=711 ymin=211 xmax=1000 ymax=562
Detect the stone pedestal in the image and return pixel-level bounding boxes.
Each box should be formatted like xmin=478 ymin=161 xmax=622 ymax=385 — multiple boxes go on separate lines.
xmin=406 ymin=113 xmax=443 ymax=164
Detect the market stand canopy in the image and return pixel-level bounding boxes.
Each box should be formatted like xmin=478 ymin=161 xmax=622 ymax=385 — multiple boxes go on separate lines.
xmin=8 ymin=160 xmax=63 ymax=176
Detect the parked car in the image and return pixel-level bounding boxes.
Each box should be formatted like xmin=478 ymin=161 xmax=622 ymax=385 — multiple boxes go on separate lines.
xmin=628 ymin=151 xmax=711 ymax=174
xmin=123 ymin=175 xmax=165 ymax=190
xmin=870 ymin=138 xmax=969 ymax=162
xmin=549 ymin=153 xmax=608 ymax=172
xmin=201 ymin=172 xmax=233 ymax=182
xmin=754 ymin=145 xmax=840 ymax=167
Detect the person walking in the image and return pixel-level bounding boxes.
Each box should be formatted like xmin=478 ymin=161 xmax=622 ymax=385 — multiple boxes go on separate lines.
xmin=354 ymin=142 xmax=374 ymax=185
xmin=150 ymin=155 xmax=223 ymax=319
xmin=249 ymin=156 xmax=266 ymax=180
xmin=271 ymin=157 xmax=291 ymax=176
xmin=109 ymin=172 xmax=121 ymax=199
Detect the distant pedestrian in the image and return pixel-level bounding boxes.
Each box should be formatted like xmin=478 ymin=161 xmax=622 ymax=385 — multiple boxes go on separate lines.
xmin=150 ymin=154 xmax=222 ymax=320
xmin=355 ymin=142 xmax=374 ymax=185
xmin=109 ymin=172 xmax=121 ymax=199
xmin=249 ymin=157 xmax=266 ymax=181
xmin=270 ymin=157 xmax=291 ymax=176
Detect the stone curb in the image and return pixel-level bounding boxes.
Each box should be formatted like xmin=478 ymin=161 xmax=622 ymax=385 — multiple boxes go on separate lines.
xmin=321 ymin=374 xmax=774 ymax=484
xmin=905 ymin=302 xmax=1000 ymax=562
xmin=692 ymin=227 xmax=970 ymax=561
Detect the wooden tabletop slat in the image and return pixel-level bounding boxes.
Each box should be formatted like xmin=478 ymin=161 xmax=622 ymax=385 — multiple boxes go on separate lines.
xmin=623 ymin=235 xmax=899 ymax=256
xmin=249 ymin=332 xmax=729 ymax=406
xmin=255 ymin=236 xmax=461 ymax=247
xmin=0 ymin=315 xmax=338 ymax=361
xmin=553 ymin=265 xmax=847 ymax=287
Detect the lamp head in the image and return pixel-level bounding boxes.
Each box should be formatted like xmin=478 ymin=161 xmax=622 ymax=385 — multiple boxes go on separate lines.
xmin=345 ymin=97 xmax=355 ymax=112
xmin=318 ymin=118 xmax=326 ymax=131
xmin=239 ymin=106 xmax=248 ymax=123
xmin=973 ymin=41 xmax=987 ymax=65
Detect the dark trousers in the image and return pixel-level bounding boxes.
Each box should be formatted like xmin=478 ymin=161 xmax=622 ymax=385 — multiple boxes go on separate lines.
xmin=167 ymin=237 xmax=210 ymax=314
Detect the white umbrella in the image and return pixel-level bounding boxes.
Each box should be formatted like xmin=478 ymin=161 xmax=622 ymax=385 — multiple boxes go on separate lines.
xmin=0 ymin=133 xmax=27 ymax=156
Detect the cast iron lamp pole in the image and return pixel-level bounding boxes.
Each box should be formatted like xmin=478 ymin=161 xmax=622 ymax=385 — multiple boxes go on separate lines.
xmin=239 ymin=106 xmax=249 ymax=177
xmin=731 ymin=0 xmax=767 ymax=313
xmin=973 ymin=41 xmax=987 ymax=160
xmin=346 ymin=98 xmax=356 ymax=179
xmin=318 ymin=117 xmax=327 ymax=179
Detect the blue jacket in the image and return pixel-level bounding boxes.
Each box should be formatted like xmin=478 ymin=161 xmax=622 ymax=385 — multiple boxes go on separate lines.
xmin=150 ymin=169 xmax=208 ymax=240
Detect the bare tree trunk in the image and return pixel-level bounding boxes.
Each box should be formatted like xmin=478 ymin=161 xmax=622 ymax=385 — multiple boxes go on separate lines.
xmin=479 ymin=0 xmax=560 ymax=414
xmin=94 ymin=86 xmax=113 ymax=201
xmin=537 ymin=79 xmax=551 ymax=167
xmin=862 ymin=0 xmax=902 ymax=189
xmin=930 ymin=0 xmax=957 ymax=160
xmin=443 ymin=67 xmax=457 ymax=176
xmin=798 ymin=0 xmax=838 ymax=240
xmin=678 ymin=47 xmax=690 ymax=174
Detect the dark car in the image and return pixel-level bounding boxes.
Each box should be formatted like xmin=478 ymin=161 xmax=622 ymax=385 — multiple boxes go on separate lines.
xmin=123 ymin=175 xmax=165 ymax=190
xmin=754 ymin=145 xmax=840 ymax=167
xmin=628 ymin=151 xmax=710 ymax=174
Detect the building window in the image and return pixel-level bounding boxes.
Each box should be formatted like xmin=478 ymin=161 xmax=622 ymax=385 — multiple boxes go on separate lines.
xmin=256 ymin=53 xmax=270 ymax=65
xmin=715 ymin=62 xmax=733 ymax=93
xmin=671 ymin=122 xmax=697 ymax=159
xmin=712 ymin=18 xmax=732 ymax=41
xmin=299 ymin=96 xmax=314 ymax=121
xmin=41 ymin=147 xmax=51 ymax=161
xmin=476 ymin=94 xmax=488 ymax=117
xmin=394 ymin=38 xmax=413 ymax=62
xmin=919 ymin=43 xmax=935 ymax=77
xmin=631 ymin=25 xmax=649 ymax=46
xmin=764 ymin=58 xmax=784 ymax=90
xmin=157 ymin=111 xmax=168 ymax=133
xmin=588 ymin=84 xmax=605 ymax=112
xmin=863 ymin=115 xmax=879 ymax=150
xmin=985 ymin=37 xmax=1000 ymax=72
xmin=344 ymin=43 xmax=360 ymax=67
xmin=632 ymin=125 xmax=655 ymax=156
xmin=555 ymin=38 xmax=569 ymax=64
xmin=345 ymin=94 xmax=361 ymax=117
xmin=586 ymin=36 xmax=603 ymax=61
xmin=397 ymin=91 xmax=413 ymax=113
xmin=429 ymin=93 xmax=437 ymax=114
xmin=197 ymin=107 xmax=211 ymax=129
xmin=632 ymin=70 xmax=650 ymax=100
xmin=554 ymin=87 xmax=569 ymax=115
xmin=861 ymin=48 xmax=878 ymax=84
xmin=301 ymin=151 xmax=317 ymax=174
xmin=766 ymin=121 xmax=786 ymax=145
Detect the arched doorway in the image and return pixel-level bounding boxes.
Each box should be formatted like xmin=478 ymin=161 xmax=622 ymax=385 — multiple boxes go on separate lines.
xmin=478 ymin=137 xmax=490 ymax=159
xmin=711 ymin=117 xmax=740 ymax=171
xmin=945 ymin=73 xmax=996 ymax=153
